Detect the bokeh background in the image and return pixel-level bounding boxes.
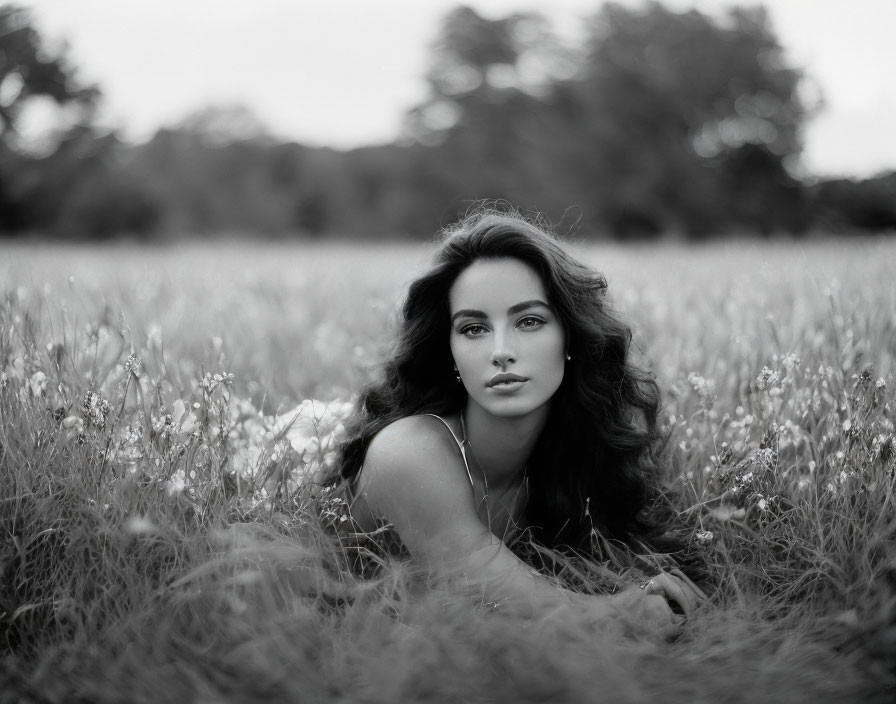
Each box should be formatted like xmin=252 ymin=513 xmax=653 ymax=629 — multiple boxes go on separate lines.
xmin=2 ymin=0 xmax=894 ymax=241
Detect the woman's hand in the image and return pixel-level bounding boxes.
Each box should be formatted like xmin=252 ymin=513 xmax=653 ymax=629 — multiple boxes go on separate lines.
xmin=609 ymin=583 xmax=680 ymax=638
xmin=639 ymin=568 xmax=707 ymax=616
xmin=607 ymin=569 xmax=707 ymax=638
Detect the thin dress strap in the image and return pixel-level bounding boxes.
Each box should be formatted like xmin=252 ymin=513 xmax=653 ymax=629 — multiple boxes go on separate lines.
xmin=420 ymin=414 xmax=476 ymax=494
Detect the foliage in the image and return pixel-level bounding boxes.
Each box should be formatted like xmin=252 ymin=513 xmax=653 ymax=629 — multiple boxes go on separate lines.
xmin=569 ymin=2 xmax=811 ymax=235
xmin=0 ymin=4 xmax=160 ymax=238
xmin=0 ymin=4 xmax=97 ymax=140
xmin=0 ymin=3 xmax=99 ymax=231
xmin=811 ymin=172 xmax=896 ymax=232
xmin=0 ymin=240 xmax=894 ymax=701
xmin=0 ymin=2 xmax=894 ymax=239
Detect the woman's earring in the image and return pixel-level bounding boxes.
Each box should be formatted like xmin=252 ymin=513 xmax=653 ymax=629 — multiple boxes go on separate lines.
xmin=565 ymin=353 xmax=572 ymax=362
xmin=453 ymin=364 xmax=462 ymax=383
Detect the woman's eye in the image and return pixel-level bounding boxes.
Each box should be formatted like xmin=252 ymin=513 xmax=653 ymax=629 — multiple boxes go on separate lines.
xmin=460 ymin=324 xmax=487 ymax=337
xmin=517 ymin=316 xmax=545 ymax=330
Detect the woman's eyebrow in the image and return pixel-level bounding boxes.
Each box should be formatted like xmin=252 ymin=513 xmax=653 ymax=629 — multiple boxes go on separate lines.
xmin=507 ymin=299 xmax=550 ymax=315
xmin=451 ymin=299 xmax=550 ymax=323
xmin=451 ymin=308 xmax=487 ymax=323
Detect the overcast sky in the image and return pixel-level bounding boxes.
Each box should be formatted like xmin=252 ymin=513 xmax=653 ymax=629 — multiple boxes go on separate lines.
xmin=17 ymin=0 xmax=896 ymax=178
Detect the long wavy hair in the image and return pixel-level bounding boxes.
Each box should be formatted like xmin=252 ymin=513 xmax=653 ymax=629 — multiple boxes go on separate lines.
xmin=338 ymin=207 xmax=669 ymax=557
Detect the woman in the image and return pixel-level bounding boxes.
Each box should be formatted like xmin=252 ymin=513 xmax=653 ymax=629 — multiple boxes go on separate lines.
xmin=335 ymin=206 xmax=705 ymax=634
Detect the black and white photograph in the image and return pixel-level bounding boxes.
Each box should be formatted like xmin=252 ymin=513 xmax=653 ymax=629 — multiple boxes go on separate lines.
xmin=1 ymin=1 xmax=894 ymax=701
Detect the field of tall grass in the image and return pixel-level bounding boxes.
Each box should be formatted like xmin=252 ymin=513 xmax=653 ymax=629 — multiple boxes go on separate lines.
xmin=1 ymin=237 xmax=895 ymax=703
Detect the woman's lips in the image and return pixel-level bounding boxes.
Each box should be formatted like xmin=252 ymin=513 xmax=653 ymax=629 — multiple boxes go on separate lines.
xmin=487 ymin=372 xmax=528 ymax=388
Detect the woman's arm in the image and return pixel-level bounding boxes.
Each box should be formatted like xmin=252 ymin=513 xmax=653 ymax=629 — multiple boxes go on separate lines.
xmin=351 ymin=417 xmax=699 ymax=632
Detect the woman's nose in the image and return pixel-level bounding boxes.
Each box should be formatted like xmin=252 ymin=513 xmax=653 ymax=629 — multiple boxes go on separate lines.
xmin=490 ymin=334 xmax=516 ymax=367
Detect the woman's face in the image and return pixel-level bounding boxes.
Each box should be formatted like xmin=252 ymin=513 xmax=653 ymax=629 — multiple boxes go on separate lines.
xmin=448 ymin=257 xmax=566 ymax=420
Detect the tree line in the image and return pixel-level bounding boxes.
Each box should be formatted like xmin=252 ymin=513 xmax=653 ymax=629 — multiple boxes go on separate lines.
xmin=1 ymin=2 xmax=894 ymax=240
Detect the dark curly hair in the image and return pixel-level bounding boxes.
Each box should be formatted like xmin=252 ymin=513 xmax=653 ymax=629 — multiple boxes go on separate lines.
xmin=339 ymin=206 xmax=671 ymax=558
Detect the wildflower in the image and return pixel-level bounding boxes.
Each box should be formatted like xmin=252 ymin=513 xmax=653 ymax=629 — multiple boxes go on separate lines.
xmin=124 ymin=353 xmax=142 ymax=377
xmin=687 ymin=372 xmax=716 ymax=409
xmin=166 ymin=469 xmax=187 ymax=495
xmin=876 ymin=378 xmax=887 ymax=390
xmin=688 ymin=372 xmax=708 ymax=394
xmin=198 ymin=371 xmax=235 ymax=393
xmin=29 ymin=371 xmax=47 ymax=397
xmin=170 ymin=398 xmax=196 ymax=433
xmin=756 ymin=366 xmax=779 ymax=391
xmin=152 ymin=413 xmax=174 ymax=434
xmin=695 ymin=529 xmax=714 ymax=545
xmin=272 ymin=398 xmax=353 ymax=457
xmin=756 ymin=447 xmax=777 ymax=469
xmin=231 ymin=444 xmax=264 ymax=481
xmin=62 ymin=415 xmax=85 ymax=434
xmin=319 ymin=495 xmax=350 ymax=527
xmin=82 ymin=390 xmax=111 ymax=429
xmin=757 ymin=497 xmax=768 ymax=512
xmin=781 ymin=353 xmax=801 ymax=370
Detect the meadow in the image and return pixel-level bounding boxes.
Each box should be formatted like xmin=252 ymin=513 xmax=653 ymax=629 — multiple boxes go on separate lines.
xmin=1 ymin=236 xmax=895 ymax=703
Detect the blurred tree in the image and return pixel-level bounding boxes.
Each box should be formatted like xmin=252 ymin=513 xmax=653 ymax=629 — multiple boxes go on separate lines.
xmin=811 ymin=172 xmax=896 ymax=232
xmin=176 ymin=104 xmax=273 ymax=147
xmin=0 ymin=3 xmax=104 ymax=234
xmin=8 ymin=125 xmax=161 ymax=238
xmin=405 ymin=5 xmax=575 ymax=141
xmin=2 ymin=1 xmax=883 ymax=240
xmin=0 ymin=4 xmax=98 ymax=142
xmin=568 ymin=1 xmax=814 ymax=235
xmin=400 ymin=1 xmax=817 ymax=238
xmin=400 ymin=5 xmax=581 ymax=233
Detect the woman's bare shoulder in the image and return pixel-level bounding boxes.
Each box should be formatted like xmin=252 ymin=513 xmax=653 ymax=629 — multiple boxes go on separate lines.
xmin=364 ymin=415 xmax=460 ymax=467
xmin=361 ymin=414 xmax=462 ymax=479
xmin=352 ymin=414 xmax=471 ymax=525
